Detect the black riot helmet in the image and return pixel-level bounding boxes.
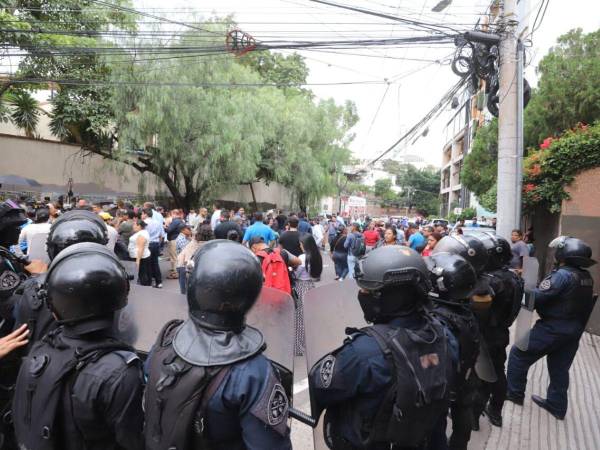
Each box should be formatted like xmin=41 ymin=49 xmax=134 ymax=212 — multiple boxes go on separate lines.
xmin=0 ymin=199 xmax=27 ymax=248
xmin=426 ymin=252 xmax=477 ymax=302
xmin=478 ymin=232 xmax=512 ymax=271
xmin=43 ymin=242 xmax=129 ymax=324
xmin=550 ymin=236 xmax=596 ymax=268
xmin=187 ymin=239 xmax=263 ymax=332
xmin=354 ymin=246 xmax=431 ymax=322
xmin=46 ymin=209 xmax=108 ymax=260
xmin=432 ymin=234 xmax=488 ymax=274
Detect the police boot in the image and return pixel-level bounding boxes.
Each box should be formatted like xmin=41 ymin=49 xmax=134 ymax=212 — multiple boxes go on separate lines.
xmin=484 ymin=404 xmax=502 ymax=427
xmin=531 ymin=395 xmax=565 ymax=420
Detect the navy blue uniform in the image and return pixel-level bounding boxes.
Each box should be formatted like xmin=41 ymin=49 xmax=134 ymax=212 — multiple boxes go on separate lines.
xmin=201 ymin=354 xmax=292 ymax=450
xmin=309 ymin=314 xmax=458 ymax=449
xmin=144 ymin=351 xmax=292 ymax=450
xmin=507 ymin=266 xmax=595 ymax=416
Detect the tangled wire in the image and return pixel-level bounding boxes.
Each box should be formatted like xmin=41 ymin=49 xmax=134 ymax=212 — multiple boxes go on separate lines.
xmin=451 ymin=34 xmax=501 ymax=116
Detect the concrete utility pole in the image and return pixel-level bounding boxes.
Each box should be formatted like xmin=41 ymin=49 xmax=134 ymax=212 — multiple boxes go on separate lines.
xmin=496 ymin=0 xmax=520 ymax=240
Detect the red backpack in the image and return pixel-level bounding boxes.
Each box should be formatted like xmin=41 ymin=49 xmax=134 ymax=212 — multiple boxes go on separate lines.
xmin=257 ymin=248 xmax=292 ymax=295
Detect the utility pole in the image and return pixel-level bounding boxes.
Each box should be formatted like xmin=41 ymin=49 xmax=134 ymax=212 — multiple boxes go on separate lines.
xmin=496 ymin=0 xmax=520 ymax=239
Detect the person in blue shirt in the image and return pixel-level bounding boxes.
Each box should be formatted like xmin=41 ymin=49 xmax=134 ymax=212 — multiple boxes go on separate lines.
xmin=242 ymin=211 xmax=277 ymax=246
xmin=297 ymin=211 xmax=313 ymax=235
xmin=343 ymin=223 xmax=361 ymax=278
xmin=141 ymin=208 xmax=163 ymax=288
xmin=407 ymin=223 xmax=426 ymax=252
xmin=506 ymin=236 xmax=596 ymax=420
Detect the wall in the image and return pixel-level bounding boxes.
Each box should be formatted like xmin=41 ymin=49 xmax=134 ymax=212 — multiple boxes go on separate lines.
xmin=0 ymin=134 xmax=292 ymax=208
xmin=0 ymin=134 xmax=163 ymax=197
xmin=559 ymin=167 xmax=600 ymax=334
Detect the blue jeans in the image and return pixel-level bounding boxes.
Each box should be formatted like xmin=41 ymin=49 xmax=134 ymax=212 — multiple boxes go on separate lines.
xmin=347 ymin=254 xmax=357 ymax=279
xmin=177 ymin=267 xmax=187 ymax=294
xmin=332 ymin=252 xmax=349 ymax=279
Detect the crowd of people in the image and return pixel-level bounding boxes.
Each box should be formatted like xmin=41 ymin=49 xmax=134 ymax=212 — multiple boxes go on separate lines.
xmin=0 ymin=196 xmax=595 ymax=450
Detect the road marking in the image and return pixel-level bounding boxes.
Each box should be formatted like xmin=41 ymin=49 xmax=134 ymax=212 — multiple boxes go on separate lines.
xmin=293 ymin=377 xmax=309 ymax=394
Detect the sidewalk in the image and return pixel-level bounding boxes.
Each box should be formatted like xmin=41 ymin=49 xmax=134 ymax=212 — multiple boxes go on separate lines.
xmin=483 ymin=332 xmax=600 ymax=450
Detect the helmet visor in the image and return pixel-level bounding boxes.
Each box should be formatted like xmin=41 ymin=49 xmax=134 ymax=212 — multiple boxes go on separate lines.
xmin=549 ymin=236 xmax=568 ymax=249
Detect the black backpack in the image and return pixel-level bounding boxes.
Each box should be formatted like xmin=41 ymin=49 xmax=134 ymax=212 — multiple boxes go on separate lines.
xmin=428 ymin=301 xmax=480 ymax=384
xmin=144 ymin=320 xmax=231 ymax=450
xmin=12 ymin=328 xmax=136 ymax=450
xmin=344 ymin=316 xmax=452 ymax=448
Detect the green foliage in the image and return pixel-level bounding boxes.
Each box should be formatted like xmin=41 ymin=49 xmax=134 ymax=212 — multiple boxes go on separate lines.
xmin=461 ymin=118 xmax=498 ymax=196
xmin=524 ymin=29 xmax=600 ymax=148
xmin=1 ymin=0 xmax=135 ymax=151
xmin=381 ymin=161 xmax=440 ymax=216
xmin=523 ymin=122 xmax=600 ymax=213
xmin=478 ymin=185 xmax=497 ymax=213
xmin=373 ymin=178 xmax=396 ymax=207
xmin=447 ymin=206 xmax=477 ymax=223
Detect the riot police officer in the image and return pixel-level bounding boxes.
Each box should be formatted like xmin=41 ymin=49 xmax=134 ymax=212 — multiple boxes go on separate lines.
xmin=12 ymin=242 xmax=144 ymax=450
xmin=143 ymin=239 xmax=292 ymax=449
xmin=473 ymin=233 xmax=523 ymax=427
xmin=506 ymin=236 xmax=596 ymax=420
xmin=309 ymin=246 xmax=456 ymax=449
xmin=0 ymin=199 xmax=29 ymax=327
xmin=12 ymin=209 xmax=108 ymax=352
xmin=432 ymin=234 xmax=493 ymax=434
xmin=426 ymin=252 xmax=480 ymax=450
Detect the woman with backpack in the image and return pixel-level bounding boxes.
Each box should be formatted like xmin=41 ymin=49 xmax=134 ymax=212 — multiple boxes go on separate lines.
xmin=331 ymin=225 xmax=349 ymax=281
xmin=294 ymin=234 xmax=323 ymax=356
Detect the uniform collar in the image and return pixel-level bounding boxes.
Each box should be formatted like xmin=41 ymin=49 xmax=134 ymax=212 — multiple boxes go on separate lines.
xmin=173 ymin=318 xmax=264 ymax=366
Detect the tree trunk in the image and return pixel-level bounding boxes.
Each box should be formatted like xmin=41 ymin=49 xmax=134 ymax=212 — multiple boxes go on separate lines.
xmin=248 ymin=182 xmax=258 ymax=211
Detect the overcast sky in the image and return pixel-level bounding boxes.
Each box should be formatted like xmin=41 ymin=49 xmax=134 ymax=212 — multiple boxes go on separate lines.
xmin=134 ymin=0 xmax=599 ymax=167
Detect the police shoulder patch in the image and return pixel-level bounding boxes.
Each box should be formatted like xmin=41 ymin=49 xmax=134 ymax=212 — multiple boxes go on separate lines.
xmin=320 ymin=355 xmax=336 ymax=388
xmin=539 ymin=279 xmax=552 ymax=291
xmin=268 ymin=383 xmax=288 ymax=426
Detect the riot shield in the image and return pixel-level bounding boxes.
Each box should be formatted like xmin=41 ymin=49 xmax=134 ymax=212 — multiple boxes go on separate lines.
xmin=117 ymin=285 xmax=295 ymax=381
xmin=26 ymin=232 xmax=49 ymax=264
xmin=303 ymin=279 xmax=366 ymax=450
xmin=514 ymin=256 xmax=539 ymax=351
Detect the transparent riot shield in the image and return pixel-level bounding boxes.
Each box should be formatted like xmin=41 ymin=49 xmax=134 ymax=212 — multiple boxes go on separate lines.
xmin=26 ymin=232 xmax=49 ymax=264
xmin=514 ymin=256 xmax=539 ymax=351
xmin=303 ymin=279 xmax=366 ymax=449
xmin=117 ymin=285 xmax=295 ymax=394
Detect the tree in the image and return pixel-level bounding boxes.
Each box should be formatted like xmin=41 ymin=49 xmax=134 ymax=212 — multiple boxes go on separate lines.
xmin=374 ymin=178 xmax=397 ymax=208
xmin=0 ymin=1 xmax=134 ymax=143
xmin=381 ymin=160 xmax=440 ymax=216
xmin=524 ymin=29 xmax=600 ymax=148
xmin=461 ymin=118 xmax=498 ymax=197
xmin=463 ymin=29 xmax=600 ymax=211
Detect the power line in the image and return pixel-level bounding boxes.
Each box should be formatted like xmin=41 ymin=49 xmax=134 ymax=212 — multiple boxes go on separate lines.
xmin=367 ymin=78 xmax=467 ymax=165
xmin=6 ymin=77 xmax=391 ymax=88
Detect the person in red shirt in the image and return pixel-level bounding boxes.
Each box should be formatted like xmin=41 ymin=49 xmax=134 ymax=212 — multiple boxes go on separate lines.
xmin=363 ymin=222 xmax=381 ymax=252
xmin=421 ymin=232 xmax=443 ymax=256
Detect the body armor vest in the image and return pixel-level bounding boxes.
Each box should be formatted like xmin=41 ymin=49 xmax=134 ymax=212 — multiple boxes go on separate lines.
xmin=144 ymin=320 xmax=231 ymax=450
xmin=12 ymin=328 xmax=134 ymax=450
xmin=485 ymin=269 xmax=524 ymax=328
xmin=428 ymin=300 xmax=479 ymax=385
xmin=541 ymin=267 xmax=595 ymax=324
xmin=331 ymin=316 xmax=453 ymax=449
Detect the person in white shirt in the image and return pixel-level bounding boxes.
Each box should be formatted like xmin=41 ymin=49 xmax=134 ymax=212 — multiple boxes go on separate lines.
xmin=311 ymin=218 xmax=324 ymax=248
xmin=128 ymin=219 xmax=151 ymax=286
xmin=210 ymin=202 xmax=222 ymax=230
xmin=99 ymin=212 xmax=118 ymax=253
xmin=18 ymin=208 xmax=51 ymax=256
